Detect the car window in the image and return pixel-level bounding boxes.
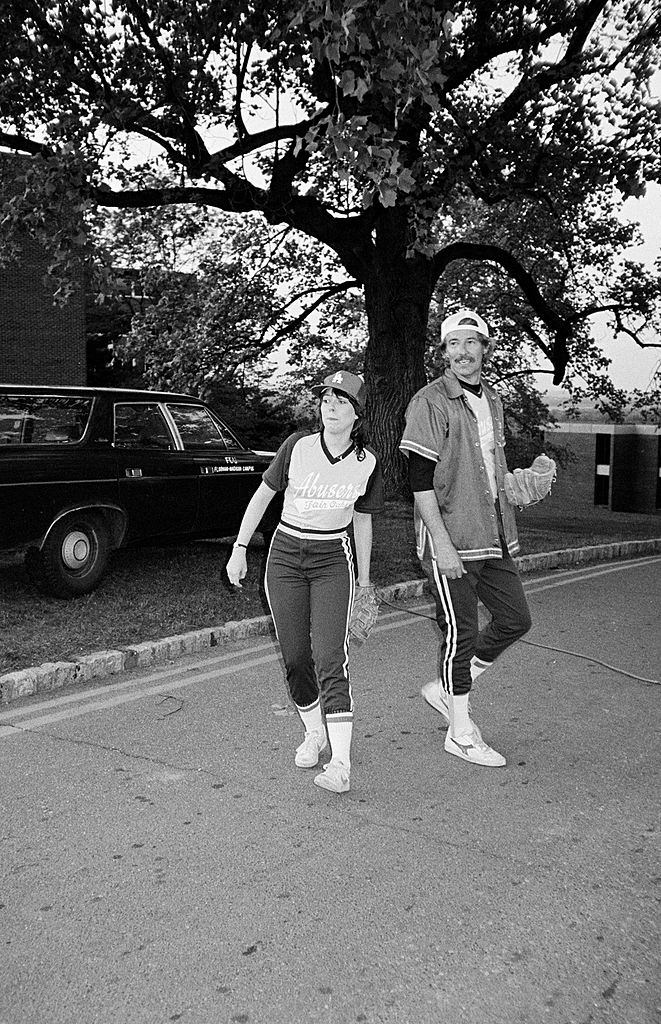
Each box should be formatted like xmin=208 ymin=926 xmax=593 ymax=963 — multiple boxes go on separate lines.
xmin=167 ymin=404 xmax=239 ymax=450
xmin=114 ymin=403 xmax=174 ymax=449
xmin=0 ymin=395 xmax=92 ymax=444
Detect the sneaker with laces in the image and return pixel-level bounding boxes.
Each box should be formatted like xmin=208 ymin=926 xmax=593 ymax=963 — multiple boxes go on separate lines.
xmin=295 ymin=730 xmax=328 ymax=768
xmin=313 ymin=758 xmax=350 ymax=793
xmin=444 ymin=724 xmax=506 ymax=767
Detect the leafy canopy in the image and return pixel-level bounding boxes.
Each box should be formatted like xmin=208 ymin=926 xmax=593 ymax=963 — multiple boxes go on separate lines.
xmin=1 ymin=0 xmax=660 ymax=447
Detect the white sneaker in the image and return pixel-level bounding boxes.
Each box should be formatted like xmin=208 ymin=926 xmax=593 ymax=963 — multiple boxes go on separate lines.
xmin=444 ymin=724 xmax=506 ymax=767
xmin=421 ymin=681 xmax=472 ymax=723
xmin=313 ymin=759 xmax=350 ymax=793
xmin=295 ymin=730 xmax=328 ymax=768
xmin=420 ymin=680 xmax=450 ymax=723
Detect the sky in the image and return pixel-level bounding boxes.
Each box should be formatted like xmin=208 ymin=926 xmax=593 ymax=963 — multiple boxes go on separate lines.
xmin=541 ymin=182 xmax=661 ymax=403
xmin=608 ymin=184 xmax=661 ymax=389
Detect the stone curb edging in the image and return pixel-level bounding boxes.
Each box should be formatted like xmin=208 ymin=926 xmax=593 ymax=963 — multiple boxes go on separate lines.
xmin=2 ymin=538 xmax=660 ymax=708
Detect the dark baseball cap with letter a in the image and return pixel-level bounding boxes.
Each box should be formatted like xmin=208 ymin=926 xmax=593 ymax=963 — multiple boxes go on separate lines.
xmin=311 ymin=370 xmax=366 ymax=413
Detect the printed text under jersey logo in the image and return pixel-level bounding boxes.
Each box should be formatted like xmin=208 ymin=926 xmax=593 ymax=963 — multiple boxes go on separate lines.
xmin=293 ymin=471 xmax=361 ymax=511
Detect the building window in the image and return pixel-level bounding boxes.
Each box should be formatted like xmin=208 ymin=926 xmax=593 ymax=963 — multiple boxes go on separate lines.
xmin=594 ymin=433 xmax=611 ymax=506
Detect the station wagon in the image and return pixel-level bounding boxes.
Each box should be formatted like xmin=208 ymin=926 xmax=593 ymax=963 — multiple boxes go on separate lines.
xmin=0 ymin=384 xmax=278 ymax=596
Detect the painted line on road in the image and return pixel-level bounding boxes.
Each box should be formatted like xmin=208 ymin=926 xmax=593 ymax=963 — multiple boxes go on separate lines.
xmin=0 ymin=652 xmax=279 ymax=739
xmin=0 ymin=637 xmax=278 ymax=721
xmin=0 ymin=609 xmax=420 ymax=738
xmin=0 ymin=606 xmax=410 ymax=725
xmin=2 ymin=555 xmax=658 ymax=739
xmin=379 ymin=554 xmax=661 ymax=617
xmin=524 ymin=554 xmax=660 ymax=595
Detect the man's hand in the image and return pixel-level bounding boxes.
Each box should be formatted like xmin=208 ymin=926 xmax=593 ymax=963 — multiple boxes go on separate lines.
xmin=434 ymin=542 xmax=466 ymax=579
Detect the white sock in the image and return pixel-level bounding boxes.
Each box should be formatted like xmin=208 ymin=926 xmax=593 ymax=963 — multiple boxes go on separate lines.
xmin=470 ymin=656 xmax=491 ymax=682
xmin=326 ymin=715 xmax=353 ymax=769
xmin=449 ymin=694 xmax=471 ymax=737
xmin=296 ymin=699 xmax=325 ymax=738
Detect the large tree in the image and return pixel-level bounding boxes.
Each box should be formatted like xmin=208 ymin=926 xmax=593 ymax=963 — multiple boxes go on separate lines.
xmin=1 ymin=0 xmax=660 ymax=490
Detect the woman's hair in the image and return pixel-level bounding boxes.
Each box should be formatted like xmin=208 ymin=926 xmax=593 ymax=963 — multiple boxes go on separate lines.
xmin=351 ymin=411 xmax=368 ymax=461
xmin=317 ymin=388 xmax=369 ymax=461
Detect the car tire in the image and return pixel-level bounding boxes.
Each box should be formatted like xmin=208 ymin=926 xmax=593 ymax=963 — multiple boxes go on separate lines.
xmin=38 ymin=513 xmax=111 ymax=597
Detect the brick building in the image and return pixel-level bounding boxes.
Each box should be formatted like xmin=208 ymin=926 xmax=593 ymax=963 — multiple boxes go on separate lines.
xmin=541 ymin=422 xmax=661 ymax=514
xmin=0 ymin=153 xmax=86 ymax=385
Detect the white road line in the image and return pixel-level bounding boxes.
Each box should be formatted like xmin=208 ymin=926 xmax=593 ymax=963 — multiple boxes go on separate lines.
xmin=0 ymin=652 xmax=278 ymax=739
xmin=0 ymin=637 xmax=277 ymax=722
xmin=380 ymin=555 xmax=661 ymax=616
xmin=523 ymin=555 xmax=660 ymax=587
xmin=525 ymin=555 xmax=660 ymax=595
xmin=2 ymin=555 xmax=658 ymax=739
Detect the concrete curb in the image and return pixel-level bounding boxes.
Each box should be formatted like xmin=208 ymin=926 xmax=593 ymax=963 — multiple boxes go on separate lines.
xmin=2 ymin=538 xmax=660 ymax=707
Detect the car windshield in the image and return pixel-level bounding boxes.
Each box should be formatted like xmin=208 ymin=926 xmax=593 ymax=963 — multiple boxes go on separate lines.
xmin=0 ymin=395 xmax=93 ymax=444
xmin=167 ymin=404 xmax=240 ymax=449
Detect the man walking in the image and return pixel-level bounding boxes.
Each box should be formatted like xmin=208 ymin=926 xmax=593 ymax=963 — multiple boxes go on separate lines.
xmin=399 ymin=308 xmax=531 ymax=767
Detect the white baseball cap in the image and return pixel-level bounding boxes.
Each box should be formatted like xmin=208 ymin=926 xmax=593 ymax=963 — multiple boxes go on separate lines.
xmin=441 ymin=308 xmax=490 ymax=342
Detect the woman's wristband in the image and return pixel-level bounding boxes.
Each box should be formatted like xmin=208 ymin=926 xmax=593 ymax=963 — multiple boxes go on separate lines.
xmin=233 ymin=542 xmax=247 ymax=550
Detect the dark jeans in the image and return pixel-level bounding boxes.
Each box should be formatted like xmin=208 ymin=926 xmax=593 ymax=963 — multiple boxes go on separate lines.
xmin=421 ymin=514 xmax=531 ymax=697
xmin=265 ymin=528 xmax=355 ymax=714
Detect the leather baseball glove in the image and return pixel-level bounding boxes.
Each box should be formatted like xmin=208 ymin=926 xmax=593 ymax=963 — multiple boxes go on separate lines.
xmin=349 ymin=585 xmax=380 ymax=644
xmin=504 ymin=454 xmax=557 ymax=508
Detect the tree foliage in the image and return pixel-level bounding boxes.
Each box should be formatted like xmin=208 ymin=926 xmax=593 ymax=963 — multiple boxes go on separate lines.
xmin=1 ymin=0 xmax=660 ymax=490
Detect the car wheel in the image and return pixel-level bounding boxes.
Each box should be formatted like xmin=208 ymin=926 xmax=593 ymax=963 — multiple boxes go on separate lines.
xmin=39 ymin=513 xmax=111 ymax=597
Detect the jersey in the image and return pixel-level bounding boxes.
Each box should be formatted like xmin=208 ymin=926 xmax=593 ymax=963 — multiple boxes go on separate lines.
xmin=462 ymin=389 xmax=497 ymax=499
xmin=263 ymin=430 xmax=384 ymax=539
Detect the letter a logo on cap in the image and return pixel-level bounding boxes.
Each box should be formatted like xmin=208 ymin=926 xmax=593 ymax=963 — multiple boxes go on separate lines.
xmin=332 ymin=372 xmax=344 ymax=383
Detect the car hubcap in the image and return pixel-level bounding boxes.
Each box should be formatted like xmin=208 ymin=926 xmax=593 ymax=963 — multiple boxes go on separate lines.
xmin=61 ymin=530 xmax=92 ymax=569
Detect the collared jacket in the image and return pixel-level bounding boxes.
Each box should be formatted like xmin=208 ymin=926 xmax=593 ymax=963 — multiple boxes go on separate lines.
xmin=400 ymin=369 xmax=519 ymax=561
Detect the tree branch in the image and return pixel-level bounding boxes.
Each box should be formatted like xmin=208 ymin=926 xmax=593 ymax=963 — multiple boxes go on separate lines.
xmin=124 ymin=0 xmax=208 ymax=170
xmin=431 ymin=240 xmax=573 ymax=379
xmin=92 ymin=183 xmax=265 ymax=215
xmin=258 ymin=280 xmax=359 ymax=345
xmin=0 ymin=131 xmax=51 ymax=158
xmin=205 ymin=107 xmax=332 ymax=171
xmin=495 ymin=368 xmax=556 ymax=381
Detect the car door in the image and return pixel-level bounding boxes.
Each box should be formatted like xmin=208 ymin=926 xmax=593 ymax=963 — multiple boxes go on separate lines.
xmin=113 ymin=401 xmax=198 ymax=540
xmin=0 ymin=392 xmax=117 ymax=549
xmin=165 ymin=402 xmax=265 ymax=537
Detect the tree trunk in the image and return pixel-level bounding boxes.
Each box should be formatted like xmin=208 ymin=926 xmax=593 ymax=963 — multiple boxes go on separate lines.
xmin=362 ymin=232 xmax=435 ymax=498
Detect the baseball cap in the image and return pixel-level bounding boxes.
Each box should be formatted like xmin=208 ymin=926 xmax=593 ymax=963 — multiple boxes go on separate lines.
xmin=311 ymin=370 xmax=366 ymax=412
xmin=441 ymin=308 xmax=490 ymax=342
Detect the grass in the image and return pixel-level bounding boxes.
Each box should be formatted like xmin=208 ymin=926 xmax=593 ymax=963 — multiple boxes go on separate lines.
xmin=1 ymin=501 xmax=659 ymax=675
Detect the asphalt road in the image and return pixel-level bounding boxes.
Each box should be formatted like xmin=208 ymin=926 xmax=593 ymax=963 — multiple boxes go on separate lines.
xmin=1 ymin=556 xmax=660 ymax=1024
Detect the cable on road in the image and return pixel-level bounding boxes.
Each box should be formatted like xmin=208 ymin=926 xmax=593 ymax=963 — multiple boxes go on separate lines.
xmin=378 ymin=598 xmax=660 ymax=686
xmin=519 ymin=638 xmax=660 ymax=685
xmin=156 ymin=695 xmax=184 ymax=718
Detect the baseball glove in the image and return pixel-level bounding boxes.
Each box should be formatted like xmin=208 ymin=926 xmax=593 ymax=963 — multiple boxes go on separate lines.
xmin=349 ymin=585 xmax=380 ymax=644
xmin=504 ymin=454 xmax=557 ymax=509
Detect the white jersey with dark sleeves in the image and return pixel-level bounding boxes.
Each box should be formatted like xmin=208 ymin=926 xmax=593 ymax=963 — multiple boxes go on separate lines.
xmin=262 ymin=430 xmax=384 ymax=538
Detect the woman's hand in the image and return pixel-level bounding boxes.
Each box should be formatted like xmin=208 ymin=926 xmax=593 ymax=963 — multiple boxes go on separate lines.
xmin=226 ymin=546 xmax=248 ymax=588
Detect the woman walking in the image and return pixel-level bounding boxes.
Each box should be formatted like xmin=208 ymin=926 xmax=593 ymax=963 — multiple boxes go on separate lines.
xmin=226 ymin=370 xmax=383 ymax=793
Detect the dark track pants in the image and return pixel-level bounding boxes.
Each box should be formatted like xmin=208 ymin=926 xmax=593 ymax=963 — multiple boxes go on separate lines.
xmin=265 ymin=527 xmax=355 ymax=714
xmin=422 ymin=541 xmax=532 ymax=698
